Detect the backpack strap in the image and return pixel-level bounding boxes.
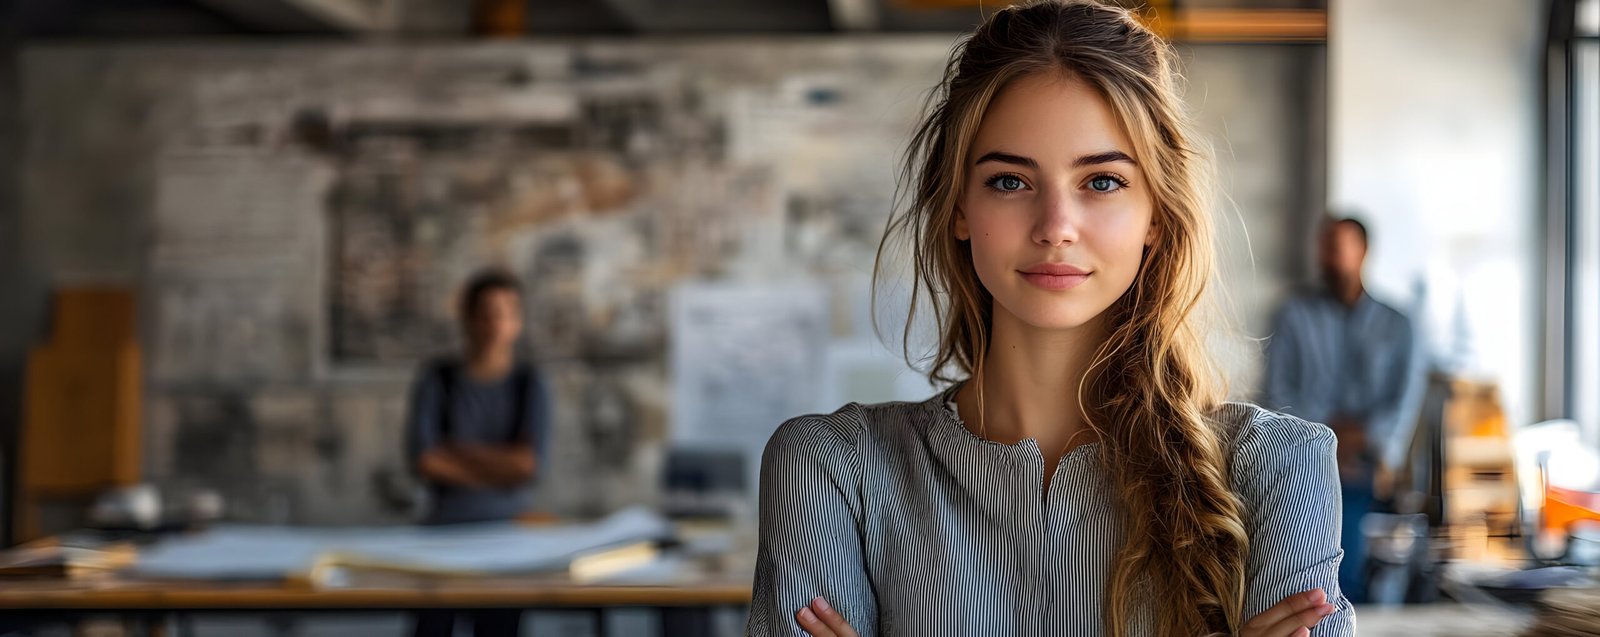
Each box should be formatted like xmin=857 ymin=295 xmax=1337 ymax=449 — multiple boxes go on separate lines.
xmin=435 ymin=360 xmax=457 ymax=440
xmin=510 ymin=363 xmax=534 ymax=443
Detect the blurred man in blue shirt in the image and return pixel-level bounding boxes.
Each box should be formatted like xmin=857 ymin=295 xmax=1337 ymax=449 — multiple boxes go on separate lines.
xmin=1264 ymin=217 xmax=1424 ymax=604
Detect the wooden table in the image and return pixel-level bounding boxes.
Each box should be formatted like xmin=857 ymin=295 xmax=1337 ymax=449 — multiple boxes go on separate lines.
xmin=1351 ymin=604 xmax=1530 ymax=636
xmin=0 ymin=571 xmax=754 ymax=636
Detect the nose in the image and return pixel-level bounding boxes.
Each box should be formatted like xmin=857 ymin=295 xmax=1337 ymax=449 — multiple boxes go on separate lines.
xmin=1031 ymin=188 xmax=1080 ymax=247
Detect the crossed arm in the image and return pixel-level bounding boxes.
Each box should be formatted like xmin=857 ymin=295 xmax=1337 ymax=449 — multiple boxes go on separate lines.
xmin=406 ymin=363 xmax=548 ymax=490
xmin=791 ymin=589 xmax=1341 ymax=637
xmin=416 ymin=443 xmax=538 ymax=489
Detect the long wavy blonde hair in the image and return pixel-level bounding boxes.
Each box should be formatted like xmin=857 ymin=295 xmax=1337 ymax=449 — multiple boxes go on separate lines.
xmin=874 ymin=1 xmax=1248 ymax=634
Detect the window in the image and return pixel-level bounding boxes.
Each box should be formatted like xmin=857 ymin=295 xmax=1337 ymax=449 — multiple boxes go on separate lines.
xmin=1555 ymin=0 xmax=1599 ymax=444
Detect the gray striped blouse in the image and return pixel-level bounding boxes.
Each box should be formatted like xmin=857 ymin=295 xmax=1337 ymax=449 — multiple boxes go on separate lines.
xmin=747 ymin=384 xmax=1356 ymax=636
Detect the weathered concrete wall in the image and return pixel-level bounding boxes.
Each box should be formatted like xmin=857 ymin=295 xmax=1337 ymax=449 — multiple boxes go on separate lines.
xmin=14 ymin=38 xmax=1321 ymax=525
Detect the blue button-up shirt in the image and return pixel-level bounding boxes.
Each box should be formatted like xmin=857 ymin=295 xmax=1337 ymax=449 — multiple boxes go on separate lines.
xmin=1263 ymin=290 xmax=1424 ymax=471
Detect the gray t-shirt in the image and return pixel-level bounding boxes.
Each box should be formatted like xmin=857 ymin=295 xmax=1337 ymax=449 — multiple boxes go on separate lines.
xmin=405 ymin=358 xmax=550 ymax=525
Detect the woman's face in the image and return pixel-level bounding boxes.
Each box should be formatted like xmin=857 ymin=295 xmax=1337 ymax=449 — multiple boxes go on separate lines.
xmin=956 ymin=72 xmax=1154 ymax=332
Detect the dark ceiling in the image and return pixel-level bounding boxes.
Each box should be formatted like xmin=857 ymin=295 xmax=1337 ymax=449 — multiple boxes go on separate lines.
xmin=1 ymin=0 xmax=1326 ymax=38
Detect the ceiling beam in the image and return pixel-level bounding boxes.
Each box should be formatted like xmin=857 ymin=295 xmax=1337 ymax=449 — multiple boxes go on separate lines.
xmin=828 ymin=0 xmax=882 ymax=31
xmin=593 ymin=0 xmax=650 ymax=31
xmin=191 ymin=0 xmax=399 ymax=33
xmin=585 ymin=0 xmax=833 ymax=33
xmin=1171 ymin=9 xmax=1325 ymax=43
xmin=890 ymin=1 xmax=1326 ymax=43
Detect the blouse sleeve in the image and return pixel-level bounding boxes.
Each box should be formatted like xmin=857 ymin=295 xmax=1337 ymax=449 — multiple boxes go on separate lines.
xmin=747 ymin=413 xmax=879 ymax=636
xmin=1232 ymin=413 xmax=1356 ymax=636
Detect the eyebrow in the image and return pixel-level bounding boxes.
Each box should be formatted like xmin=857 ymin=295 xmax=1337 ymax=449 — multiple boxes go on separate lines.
xmin=973 ymin=150 xmax=1137 ymax=169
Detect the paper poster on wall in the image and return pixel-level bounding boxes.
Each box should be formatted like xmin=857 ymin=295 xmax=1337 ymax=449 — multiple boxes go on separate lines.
xmin=669 ymin=280 xmax=830 ymax=452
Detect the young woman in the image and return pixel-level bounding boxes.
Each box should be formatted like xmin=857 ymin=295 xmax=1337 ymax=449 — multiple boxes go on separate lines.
xmin=747 ymin=1 xmax=1353 ymax=636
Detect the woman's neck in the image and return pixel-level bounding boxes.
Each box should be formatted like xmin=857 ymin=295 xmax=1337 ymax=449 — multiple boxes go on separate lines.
xmin=955 ymin=309 xmax=1105 ymax=457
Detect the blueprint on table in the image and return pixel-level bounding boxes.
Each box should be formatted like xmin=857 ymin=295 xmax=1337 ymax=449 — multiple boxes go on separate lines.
xmin=130 ymin=507 xmax=672 ymax=580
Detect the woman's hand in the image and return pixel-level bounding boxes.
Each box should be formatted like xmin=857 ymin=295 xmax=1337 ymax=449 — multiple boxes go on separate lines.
xmin=1242 ymin=588 xmax=1339 ymax=637
xmin=795 ymin=596 xmax=857 ymax=637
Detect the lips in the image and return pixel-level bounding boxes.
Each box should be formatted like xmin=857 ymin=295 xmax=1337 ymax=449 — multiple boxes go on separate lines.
xmin=1019 ymin=262 xmax=1091 ymax=291
xmin=1020 ymin=262 xmax=1090 ymax=276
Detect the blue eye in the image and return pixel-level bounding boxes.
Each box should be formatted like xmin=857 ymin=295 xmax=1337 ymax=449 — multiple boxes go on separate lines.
xmin=1088 ymin=175 xmax=1125 ymax=193
xmin=985 ymin=174 xmax=1028 ymax=193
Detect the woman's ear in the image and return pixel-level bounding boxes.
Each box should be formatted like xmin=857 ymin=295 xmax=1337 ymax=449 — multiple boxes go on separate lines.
xmin=1144 ymin=221 xmax=1157 ymax=247
xmin=954 ymin=207 xmax=971 ymax=241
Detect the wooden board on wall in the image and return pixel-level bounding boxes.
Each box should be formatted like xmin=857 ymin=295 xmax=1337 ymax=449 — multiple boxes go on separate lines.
xmin=16 ymin=289 xmax=142 ymax=542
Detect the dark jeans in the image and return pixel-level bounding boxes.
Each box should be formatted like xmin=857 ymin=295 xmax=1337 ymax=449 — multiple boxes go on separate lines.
xmin=411 ymin=609 xmax=523 ymax=637
xmin=1339 ymin=482 xmax=1374 ymax=604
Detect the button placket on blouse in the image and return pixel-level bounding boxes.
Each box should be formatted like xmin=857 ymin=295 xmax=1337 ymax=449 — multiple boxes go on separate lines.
xmin=998 ymin=445 xmax=1028 ymax=635
xmin=1020 ymin=442 xmax=1050 ymax=636
xmin=1041 ymin=447 xmax=1071 ymax=633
